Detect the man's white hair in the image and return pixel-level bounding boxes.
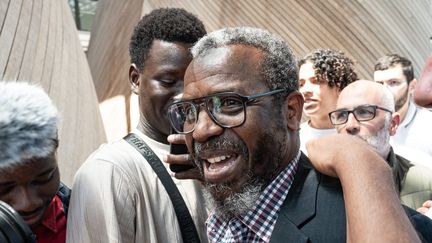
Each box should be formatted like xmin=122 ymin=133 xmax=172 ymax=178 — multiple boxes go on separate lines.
xmin=191 ymin=27 xmax=298 ymax=92
xmin=0 ymin=82 xmax=59 ymax=168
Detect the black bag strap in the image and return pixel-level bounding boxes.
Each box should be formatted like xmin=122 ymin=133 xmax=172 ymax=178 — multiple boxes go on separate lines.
xmin=124 ymin=133 xmax=201 ymax=243
xmin=57 ymin=182 xmax=71 ymax=216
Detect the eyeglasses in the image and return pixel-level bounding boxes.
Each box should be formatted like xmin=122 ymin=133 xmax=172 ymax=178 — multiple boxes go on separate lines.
xmin=168 ymin=89 xmax=288 ymax=134
xmin=328 ymin=105 xmax=393 ymax=125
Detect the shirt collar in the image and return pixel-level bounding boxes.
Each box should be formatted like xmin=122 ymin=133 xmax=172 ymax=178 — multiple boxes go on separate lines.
xmin=400 ymin=102 xmax=417 ymax=128
xmin=131 ymin=129 xmax=170 ymax=152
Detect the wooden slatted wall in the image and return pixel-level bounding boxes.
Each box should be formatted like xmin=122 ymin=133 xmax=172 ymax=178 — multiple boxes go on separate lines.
xmin=88 ymin=0 xmax=431 ymax=140
xmin=0 ymin=0 xmax=106 ymax=186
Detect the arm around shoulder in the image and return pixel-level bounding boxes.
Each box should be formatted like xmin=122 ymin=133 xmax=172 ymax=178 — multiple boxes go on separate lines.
xmin=307 ymin=134 xmax=422 ymax=243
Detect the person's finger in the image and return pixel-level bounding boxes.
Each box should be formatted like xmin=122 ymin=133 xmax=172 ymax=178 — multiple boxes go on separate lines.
xmin=163 ymin=154 xmax=193 ymax=165
xmin=167 ymin=133 xmax=186 ymax=144
xmin=417 ymin=207 xmax=429 ymax=214
xmin=422 ymin=200 xmax=432 ymax=208
xmin=174 ymin=168 xmax=203 ymax=181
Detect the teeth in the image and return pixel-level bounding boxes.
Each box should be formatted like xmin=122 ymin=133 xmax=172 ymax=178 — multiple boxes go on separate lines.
xmin=207 ymin=155 xmax=230 ymax=163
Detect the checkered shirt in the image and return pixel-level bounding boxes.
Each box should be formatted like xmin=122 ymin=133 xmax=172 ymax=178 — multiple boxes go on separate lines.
xmin=206 ymin=151 xmax=301 ymax=243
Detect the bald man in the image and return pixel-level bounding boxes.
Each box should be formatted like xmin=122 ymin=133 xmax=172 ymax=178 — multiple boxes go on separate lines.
xmin=329 ymin=80 xmax=432 ymax=209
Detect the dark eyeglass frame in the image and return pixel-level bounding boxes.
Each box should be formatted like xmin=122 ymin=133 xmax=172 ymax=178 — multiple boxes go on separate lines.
xmin=328 ymin=105 xmax=393 ymax=125
xmin=168 ymin=88 xmax=288 ymax=134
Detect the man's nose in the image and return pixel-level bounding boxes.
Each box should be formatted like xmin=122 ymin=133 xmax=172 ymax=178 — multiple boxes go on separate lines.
xmin=12 ymin=186 xmax=43 ymax=213
xmin=192 ymin=109 xmax=224 ymax=142
xmin=344 ymin=113 xmax=360 ymax=135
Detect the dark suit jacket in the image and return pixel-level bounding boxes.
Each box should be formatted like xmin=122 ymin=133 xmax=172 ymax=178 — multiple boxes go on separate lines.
xmin=270 ymin=153 xmax=432 ymax=243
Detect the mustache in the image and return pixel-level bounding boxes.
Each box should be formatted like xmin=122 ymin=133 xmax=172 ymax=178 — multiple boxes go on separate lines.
xmin=194 ymin=135 xmax=246 ymax=155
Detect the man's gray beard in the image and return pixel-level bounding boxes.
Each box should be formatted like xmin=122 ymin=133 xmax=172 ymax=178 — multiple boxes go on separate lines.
xmin=364 ymin=119 xmax=391 ymax=159
xmin=202 ymin=177 xmax=264 ymax=220
xmin=193 ymin=111 xmax=287 ymax=220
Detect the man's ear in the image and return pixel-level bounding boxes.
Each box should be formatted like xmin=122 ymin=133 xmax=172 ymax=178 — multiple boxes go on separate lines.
xmin=389 ymin=112 xmax=400 ymax=136
xmin=129 ymin=63 xmax=140 ymax=95
xmin=285 ymin=91 xmax=304 ymax=131
xmin=408 ymin=79 xmax=417 ymax=95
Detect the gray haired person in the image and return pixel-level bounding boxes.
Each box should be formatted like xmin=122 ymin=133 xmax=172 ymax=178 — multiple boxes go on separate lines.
xmin=0 ymin=81 xmax=70 ymax=242
xmin=166 ymin=27 xmax=432 ymax=242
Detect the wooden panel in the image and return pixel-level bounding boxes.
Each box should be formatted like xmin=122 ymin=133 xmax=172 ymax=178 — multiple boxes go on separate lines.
xmin=85 ymin=0 xmax=144 ymax=141
xmin=87 ymin=0 xmax=432 ymax=140
xmin=0 ymin=0 xmax=107 ymax=186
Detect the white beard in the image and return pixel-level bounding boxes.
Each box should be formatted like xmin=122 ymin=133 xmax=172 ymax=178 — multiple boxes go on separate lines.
xmin=364 ymin=121 xmax=391 ymax=159
xmin=202 ymin=181 xmax=263 ymax=219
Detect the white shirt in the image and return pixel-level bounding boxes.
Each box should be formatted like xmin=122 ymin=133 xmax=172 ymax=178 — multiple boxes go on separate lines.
xmin=391 ymin=102 xmax=432 ymax=157
xmin=299 ymin=121 xmax=336 ymax=155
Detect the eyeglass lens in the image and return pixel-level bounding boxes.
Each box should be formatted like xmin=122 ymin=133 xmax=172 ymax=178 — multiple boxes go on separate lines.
xmin=331 ymin=106 xmax=376 ymax=124
xmin=168 ymin=94 xmax=246 ymax=133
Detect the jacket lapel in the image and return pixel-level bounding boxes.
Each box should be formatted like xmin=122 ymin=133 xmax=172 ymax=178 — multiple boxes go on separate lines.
xmin=270 ymin=153 xmax=319 ymax=242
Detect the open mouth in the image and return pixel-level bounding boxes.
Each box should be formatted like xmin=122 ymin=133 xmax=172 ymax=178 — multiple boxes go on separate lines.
xmin=303 ymin=99 xmax=318 ymax=110
xmin=304 ymin=98 xmax=318 ymax=104
xmin=200 ymin=151 xmax=241 ymax=183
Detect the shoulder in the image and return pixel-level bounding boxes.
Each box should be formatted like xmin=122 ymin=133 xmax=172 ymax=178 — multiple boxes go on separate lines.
xmin=72 ymin=139 xmax=145 ymax=193
xmin=416 ymin=107 xmax=432 ymax=117
xmin=403 ymin=206 xmax=432 ymax=242
xmin=403 ymin=164 xmax=432 ymax=191
xmin=275 ymin=155 xmax=346 ymax=242
xmin=85 ymin=139 xmax=140 ymax=165
xmin=299 ymin=122 xmax=311 ymax=136
xmin=400 ymin=163 xmax=432 ymax=209
xmin=77 ymin=139 xmax=144 ymax=177
xmin=406 ymin=164 xmax=432 ymax=181
xmin=412 ymin=107 xmax=432 ymax=126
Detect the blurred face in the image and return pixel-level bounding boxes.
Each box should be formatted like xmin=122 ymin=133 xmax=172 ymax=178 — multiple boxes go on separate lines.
xmin=299 ymin=62 xmax=339 ymax=125
xmin=414 ymin=55 xmax=432 ymax=107
xmin=0 ymin=155 xmax=60 ymax=229
xmin=130 ymin=40 xmax=192 ymax=142
xmin=373 ymin=66 xmax=411 ymax=112
xmin=334 ymin=83 xmax=398 ymax=158
xmin=182 ymin=45 xmax=300 ymax=216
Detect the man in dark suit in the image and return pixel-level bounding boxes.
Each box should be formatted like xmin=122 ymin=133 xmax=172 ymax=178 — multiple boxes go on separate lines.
xmin=166 ymin=26 xmax=432 ymax=242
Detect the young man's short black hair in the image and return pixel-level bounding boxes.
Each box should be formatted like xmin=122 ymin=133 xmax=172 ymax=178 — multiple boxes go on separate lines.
xmin=299 ymin=48 xmax=358 ymax=91
xmin=129 ymin=8 xmax=206 ymax=72
xmin=374 ymin=54 xmax=414 ymax=84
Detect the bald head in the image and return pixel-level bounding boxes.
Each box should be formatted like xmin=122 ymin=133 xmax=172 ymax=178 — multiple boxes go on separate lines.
xmin=337 ymin=80 xmax=395 ymax=111
xmin=333 ymin=80 xmax=400 ymax=159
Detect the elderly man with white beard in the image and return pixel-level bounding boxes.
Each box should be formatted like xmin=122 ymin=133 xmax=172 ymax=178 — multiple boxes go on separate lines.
xmin=330 ymin=80 xmax=432 ymax=210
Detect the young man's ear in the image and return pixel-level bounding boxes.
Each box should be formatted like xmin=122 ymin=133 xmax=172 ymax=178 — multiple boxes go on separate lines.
xmin=408 ymin=79 xmax=417 ymax=95
xmin=129 ymin=63 xmax=140 ymax=95
xmin=285 ymin=91 xmax=304 ymax=131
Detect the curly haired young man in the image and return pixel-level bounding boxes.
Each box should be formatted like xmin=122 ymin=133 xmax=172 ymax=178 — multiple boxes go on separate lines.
xmin=298 ymin=49 xmax=358 ymax=153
